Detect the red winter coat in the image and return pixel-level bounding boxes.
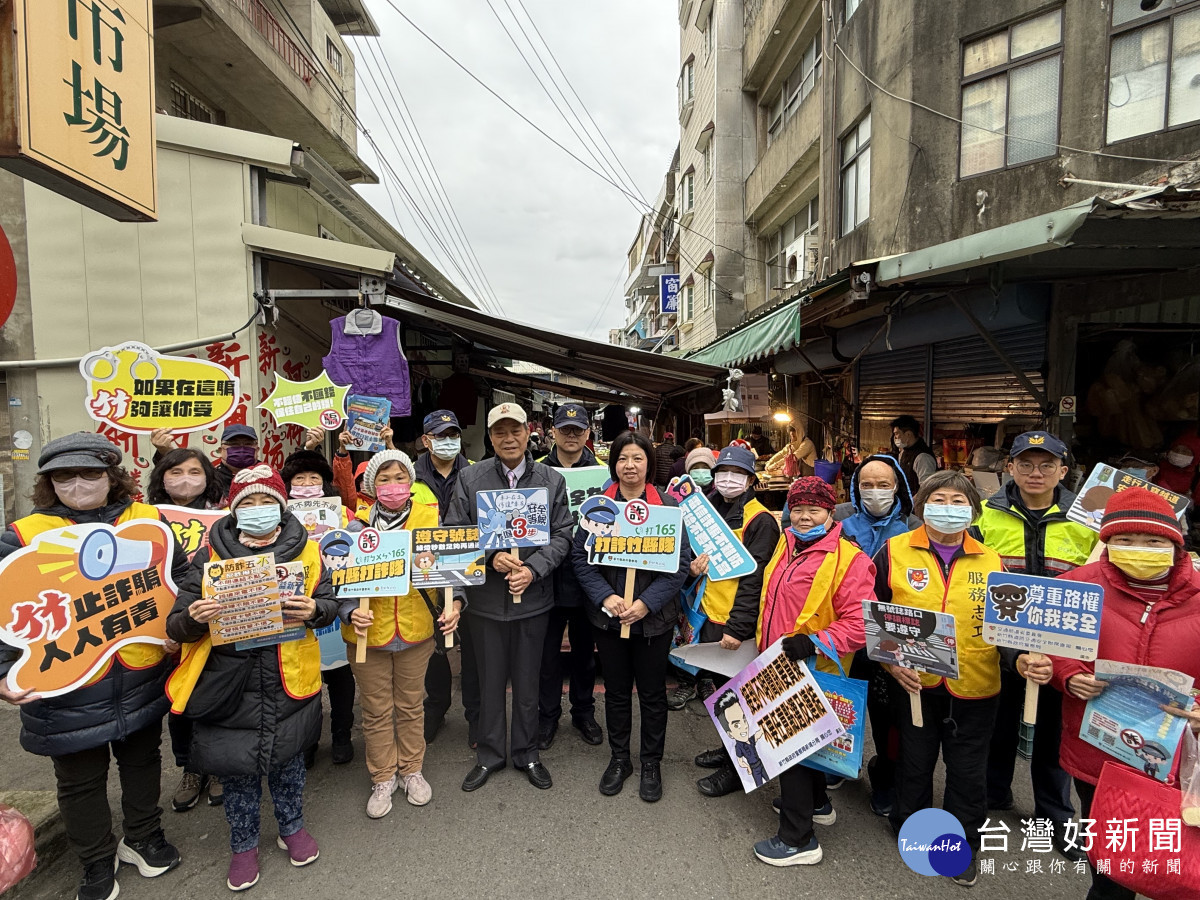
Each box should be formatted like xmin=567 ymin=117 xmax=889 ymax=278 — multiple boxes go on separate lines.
xmin=1049 ymin=552 xmax=1200 ymax=786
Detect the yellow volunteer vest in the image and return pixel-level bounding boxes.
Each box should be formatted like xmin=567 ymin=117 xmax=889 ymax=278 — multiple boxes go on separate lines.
xmin=13 ymin=502 xmax=168 ymax=681
xmin=976 ymin=499 xmax=1097 ymax=576
xmin=755 ymin=532 xmax=864 ymax=674
xmin=699 ymin=499 xmax=772 ymax=624
xmin=884 ymin=526 xmax=1002 ymax=699
xmin=166 ymin=539 xmax=324 ymax=713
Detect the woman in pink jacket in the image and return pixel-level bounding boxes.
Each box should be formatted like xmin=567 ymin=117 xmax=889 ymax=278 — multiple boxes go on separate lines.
xmin=1033 ymin=488 xmax=1200 ymax=900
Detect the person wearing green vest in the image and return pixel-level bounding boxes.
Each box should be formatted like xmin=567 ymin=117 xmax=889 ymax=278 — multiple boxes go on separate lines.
xmin=687 ymin=445 xmax=781 ymax=797
xmin=975 ymin=431 xmax=1097 ymax=863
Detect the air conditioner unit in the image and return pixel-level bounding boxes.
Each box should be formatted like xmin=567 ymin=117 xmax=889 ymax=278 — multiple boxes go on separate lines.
xmin=782 ymin=237 xmax=806 ymax=286
xmin=803 ymin=233 xmax=820 ymax=281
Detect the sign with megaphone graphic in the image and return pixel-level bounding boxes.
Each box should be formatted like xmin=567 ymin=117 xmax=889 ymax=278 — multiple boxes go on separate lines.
xmin=0 ymin=520 xmax=178 ymax=697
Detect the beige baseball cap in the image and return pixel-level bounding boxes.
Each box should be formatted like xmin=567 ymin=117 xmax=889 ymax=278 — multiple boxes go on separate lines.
xmin=487 ymin=402 xmax=528 ymax=429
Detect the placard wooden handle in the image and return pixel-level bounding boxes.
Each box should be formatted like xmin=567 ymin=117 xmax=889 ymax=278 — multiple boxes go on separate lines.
xmin=910 ymin=689 xmax=924 ymax=728
xmin=444 ymin=587 xmax=455 ymax=649
xmin=511 ymin=546 xmax=521 ymax=604
xmin=355 ymin=597 xmax=370 ymax=663
xmin=620 ymin=568 xmax=635 ymax=640
xmin=1022 ymin=652 xmax=1044 ymax=726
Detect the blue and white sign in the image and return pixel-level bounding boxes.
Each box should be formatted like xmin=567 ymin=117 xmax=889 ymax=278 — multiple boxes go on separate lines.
xmin=983 ymin=572 xmax=1104 ymax=661
xmin=667 ymin=475 xmax=756 ymax=582
xmin=476 ymin=488 xmax=551 ymax=551
xmin=659 ymin=273 xmax=681 ymax=315
xmin=586 ymin=499 xmax=683 ymax=573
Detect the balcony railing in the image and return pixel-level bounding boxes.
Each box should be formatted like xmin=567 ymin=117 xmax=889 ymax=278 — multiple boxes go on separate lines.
xmin=231 ymin=0 xmax=317 ymax=85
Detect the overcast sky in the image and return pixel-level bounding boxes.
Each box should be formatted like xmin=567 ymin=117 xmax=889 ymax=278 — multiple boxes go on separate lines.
xmin=350 ymin=0 xmax=678 ymax=342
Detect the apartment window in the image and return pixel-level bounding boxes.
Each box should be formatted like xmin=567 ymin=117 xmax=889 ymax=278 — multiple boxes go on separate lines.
xmin=1107 ymin=0 xmax=1200 ymax=143
xmin=840 ymin=113 xmax=871 ymax=235
xmin=326 ymin=36 xmax=343 ymax=76
xmin=766 ymin=198 xmax=819 ymax=292
xmin=959 ymin=9 xmax=1062 ymax=177
xmin=767 ymin=33 xmax=821 ymax=145
xmin=684 ymin=284 xmax=695 ymax=320
xmin=703 ymin=144 xmax=712 ymax=182
xmin=845 ymin=0 xmax=861 ymax=22
xmin=679 ymin=59 xmax=695 ymax=109
xmin=683 ymin=172 xmax=695 ymax=211
xmin=704 ymin=12 xmax=714 ymax=59
xmin=170 ymin=81 xmax=215 ymax=123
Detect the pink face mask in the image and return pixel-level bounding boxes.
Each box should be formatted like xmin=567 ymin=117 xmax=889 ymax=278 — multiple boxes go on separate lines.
xmin=376 ymin=482 xmax=412 ymax=510
xmin=163 ymin=473 xmax=206 ymax=502
xmin=290 ymin=484 xmax=324 ymax=499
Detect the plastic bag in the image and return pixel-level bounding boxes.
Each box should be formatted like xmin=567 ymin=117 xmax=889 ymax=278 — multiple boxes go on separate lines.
xmin=0 ymin=803 xmax=36 ymax=893
xmin=1181 ymin=726 xmax=1200 ymax=827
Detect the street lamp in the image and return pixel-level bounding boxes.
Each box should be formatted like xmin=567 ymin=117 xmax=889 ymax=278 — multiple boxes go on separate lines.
xmin=773 ymin=411 xmax=792 ymax=423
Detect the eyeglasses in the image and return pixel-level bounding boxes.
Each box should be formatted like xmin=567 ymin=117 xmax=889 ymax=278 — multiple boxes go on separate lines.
xmin=1013 ymin=460 xmax=1063 ymax=475
xmin=50 ymin=469 xmax=107 ymax=483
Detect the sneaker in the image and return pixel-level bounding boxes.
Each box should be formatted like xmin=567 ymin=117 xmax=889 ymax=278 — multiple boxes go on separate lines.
xmin=208 ymin=777 xmax=224 ymax=806
xmin=403 ymin=772 xmax=432 ymax=807
xmin=950 ymin=857 xmax=978 ymax=887
xmin=697 ymin=678 xmax=716 ymax=701
xmin=366 ymin=777 xmax=398 ymax=819
xmin=812 ymin=801 xmax=837 ymax=826
xmin=275 ymin=828 xmax=319 ymax=867
xmin=171 ymin=771 xmax=208 ymax=812
xmin=76 ymin=857 xmax=118 ymax=900
xmin=753 ymin=835 xmax=823 ymax=867
xmin=666 ymin=683 xmax=697 ymax=710
xmin=824 ymin=773 xmax=847 ymax=790
xmin=117 ymin=832 xmax=180 ymax=877
xmin=226 ymin=848 xmax=259 ymax=892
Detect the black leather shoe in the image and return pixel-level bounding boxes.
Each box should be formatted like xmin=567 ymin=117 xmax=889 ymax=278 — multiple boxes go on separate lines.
xmin=462 ymin=763 xmax=503 ymax=792
xmin=331 ymin=733 xmax=353 ymax=765
xmin=697 ymin=763 xmax=740 ymax=797
xmin=639 ymin=762 xmax=663 ymax=803
xmin=1054 ymin=834 xmax=1087 ymax=864
xmin=537 ymin=719 xmax=557 ymax=751
xmin=572 ymin=717 xmax=603 ymax=746
xmin=523 ymin=761 xmax=553 ymax=790
xmin=599 ymin=757 xmax=634 ymax=796
xmin=423 ymin=715 xmax=444 ymax=744
xmin=694 ymin=747 xmax=727 ymax=769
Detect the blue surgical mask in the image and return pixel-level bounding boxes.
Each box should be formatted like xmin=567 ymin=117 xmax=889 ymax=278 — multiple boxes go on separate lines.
xmin=789 ymin=523 xmax=827 ymax=541
xmin=923 ymin=504 xmax=974 ymax=533
xmin=235 ymin=504 xmax=282 ymax=536
xmin=689 ymin=468 xmax=713 ymax=487
xmin=1122 ymin=467 xmax=1148 ymax=481
xmin=431 ymin=437 xmax=462 ymax=461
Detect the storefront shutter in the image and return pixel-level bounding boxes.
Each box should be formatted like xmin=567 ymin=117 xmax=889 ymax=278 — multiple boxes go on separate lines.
xmin=857 ymin=346 xmax=928 ymax=421
xmin=931 ymin=325 xmax=1046 ymax=423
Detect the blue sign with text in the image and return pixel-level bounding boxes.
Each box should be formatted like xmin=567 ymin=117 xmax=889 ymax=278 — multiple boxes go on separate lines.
xmin=659 ymin=274 xmax=680 ymax=314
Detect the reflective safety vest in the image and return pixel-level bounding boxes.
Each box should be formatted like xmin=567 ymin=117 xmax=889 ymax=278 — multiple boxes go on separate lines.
xmin=883 ymin=526 xmax=1002 ymax=699
xmin=342 ymin=501 xmax=439 ymax=648
xmin=166 ymin=539 xmax=324 ymax=713
xmin=12 ymin=502 xmax=169 ymax=682
xmin=698 ymin=499 xmax=772 ymax=625
xmin=976 ymin=498 xmax=1096 ymax=577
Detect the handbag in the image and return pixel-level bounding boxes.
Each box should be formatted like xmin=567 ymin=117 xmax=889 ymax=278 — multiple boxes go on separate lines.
xmin=1086 ymin=760 xmax=1200 ymax=900
xmin=802 ymin=632 xmax=868 ymax=780
xmin=670 ymin=578 xmax=708 ymax=676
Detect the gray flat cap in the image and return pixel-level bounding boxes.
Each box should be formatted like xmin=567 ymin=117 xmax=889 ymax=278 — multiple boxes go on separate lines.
xmin=37 ymin=432 xmax=123 ymax=474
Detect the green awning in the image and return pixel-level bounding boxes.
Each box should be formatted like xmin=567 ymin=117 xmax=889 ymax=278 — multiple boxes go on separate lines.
xmin=686 ymin=300 xmax=801 ymax=368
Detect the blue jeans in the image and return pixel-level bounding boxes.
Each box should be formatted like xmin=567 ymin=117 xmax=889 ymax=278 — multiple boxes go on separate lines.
xmin=221 ymin=752 xmax=305 ymax=853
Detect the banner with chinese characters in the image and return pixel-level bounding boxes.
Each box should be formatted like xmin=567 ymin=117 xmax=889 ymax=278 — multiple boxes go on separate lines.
xmin=203 ymin=553 xmax=283 ymax=647
xmin=1067 ymin=463 xmax=1190 ymax=532
xmin=235 ymin=561 xmax=307 ymax=651
xmin=555 ymin=466 xmax=609 ymax=521
xmin=476 ymin=488 xmax=551 ymax=551
xmin=702 ymin=638 xmax=844 ymax=793
xmin=324 ymin=528 xmax=411 ymax=598
xmin=0 ymin=520 xmax=178 ymax=696
xmin=287 ymin=497 xmax=343 ymax=539
xmin=411 ymin=526 xmax=485 ymax=589
xmin=983 ymin=572 xmax=1104 ymax=660
xmin=156 ymin=505 xmax=226 ymax=561
xmin=584 ymin=498 xmax=683 ymax=574
xmin=259 ymin=371 xmax=350 ymax=431
xmin=863 ymin=601 xmax=960 ymax=680
xmin=667 ymin=474 xmax=756 ymax=582
xmin=79 ymin=342 xmax=239 ymax=434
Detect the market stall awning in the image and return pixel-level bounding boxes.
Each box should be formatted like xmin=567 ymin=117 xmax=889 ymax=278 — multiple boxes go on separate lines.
xmin=686 ymin=298 xmax=801 ymax=368
xmin=383 ymin=289 xmax=724 ymax=402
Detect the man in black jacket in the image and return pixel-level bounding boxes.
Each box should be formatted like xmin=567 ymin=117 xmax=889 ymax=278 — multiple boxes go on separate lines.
xmin=443 ymin=403 xmax=574 ymax=792
xmin=536 ymin=404 xmax=603 ymax=750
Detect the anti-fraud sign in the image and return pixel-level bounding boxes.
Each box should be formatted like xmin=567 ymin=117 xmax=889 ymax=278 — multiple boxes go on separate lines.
xmin=411 ymin=526 xmax=485 ymax=589
xmin=259 ymin=371 xmax=350 ymax=431
xmin=703 ymin=638 xmax=844 ymax=793
xmin=1067 ymin=463 xmax=1190 ymax=532
xmin=667 ymin=474 xmax=756 ymax=582
xmin=325 ymin=528 xmax=412 ymax=598
xmin=79 ymin=342 xmax=239 ymax=433
xmin=984 ymin=572 xmax=1104 ymax=661
xmin=0 ymin=520 xmax=178 ymax=696
xmin=863 ymin=601 xmax=960 ymax=680
xmin=287 ymin=498 xmax=343 ymax=539
xmin=476 ymin=488 xmax=550 ymax=551
xmin=203 ymin=553 xmax=283 ymax=647
xmin=156 ymin=505 xmax=226 ymax=561
xmin=586 ymin=499 xmax=683 ymax=573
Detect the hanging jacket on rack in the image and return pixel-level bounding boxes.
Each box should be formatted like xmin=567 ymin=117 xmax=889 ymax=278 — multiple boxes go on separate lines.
xmin=323 ymin=311 xmax=412 ymax=415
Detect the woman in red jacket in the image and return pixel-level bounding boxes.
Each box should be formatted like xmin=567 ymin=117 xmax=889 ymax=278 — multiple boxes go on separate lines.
xmin=1036 ymin=488 xmax=1200 ymax=900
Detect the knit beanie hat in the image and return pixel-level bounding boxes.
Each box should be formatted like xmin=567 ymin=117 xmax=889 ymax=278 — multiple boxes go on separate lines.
xmin=362 ymin=450 xmax=416 ymax=499
xmin=1099 ymin=486 xmax=1184 ymax=546
xmin=685 ymin=446 xmax=716 ymax=472
xmin=226 ymin=464 xmax=288 ymax=510
xmin=280 ymin=449 xmax=334 ymax=487
xmin=787 ymin=476 xmax=836 ymax=511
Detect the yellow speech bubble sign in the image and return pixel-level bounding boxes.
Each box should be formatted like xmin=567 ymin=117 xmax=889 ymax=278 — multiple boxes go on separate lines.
xmin=259 ymin=371 xmax=350 ymax=430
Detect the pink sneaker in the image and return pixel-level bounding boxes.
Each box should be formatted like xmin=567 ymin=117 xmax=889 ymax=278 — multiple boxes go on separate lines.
xmin=227 ymin=848 xmax=259 ymax=891
xmin=275 ymin=828 xmax=319 ymax=867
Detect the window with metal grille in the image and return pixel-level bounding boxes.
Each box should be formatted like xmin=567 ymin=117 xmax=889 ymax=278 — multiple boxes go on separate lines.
xmin=170 ymin=82 xmax=215 ymax=123
xmin=326 ymin=36 xmax=344 ymax=76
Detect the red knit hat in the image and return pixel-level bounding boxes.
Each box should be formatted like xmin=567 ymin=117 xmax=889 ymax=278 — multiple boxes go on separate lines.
xmin=1099 ymin=487 xmax=1184 ymax=546
xmin=226 ymin=464 xmax=288 ymax=511
xmin=787 ymin=476 xmax=836 ymax=511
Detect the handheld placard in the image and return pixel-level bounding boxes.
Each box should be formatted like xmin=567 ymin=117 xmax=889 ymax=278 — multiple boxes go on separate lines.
xmin=863 ymin=600 xmax=961 ymax=731
xmin=1023 ymin=652 xmax=1044 ymax=726
xmin=444 ymin=587 xmax=455 ymax=649
xmin=620 ymin=568 xmax=635 ymax=640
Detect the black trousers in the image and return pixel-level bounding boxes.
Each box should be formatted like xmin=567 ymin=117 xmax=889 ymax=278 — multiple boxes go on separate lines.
xmin=51 ymin=718 xmax=164 ymax=866
xmin=778 ymin=764 xmax=828 ymax=847
xmin=850 ymin=651 xmax=897 ymax=793
xmin=424 ymin=612 xmax=480 ymax=741
xmin=167 ymin=713 xmax=193 ymax=770
xmin=889 ymin=687 xmax=999 ymax=851
xmin=471 ymin=611 xmax=550 ymax=768
xmin=323 ymin=665 xmax=355 ymax=738
xmin=593 ymin=627 xmax=672 ymax=763
xmin=986 ymin=667 xmax=1074 ymax=828
xmin=538 ymin=605 xmax=596 ymax=725
xmin=1074 ymin=779 xmax=1137 ymax=900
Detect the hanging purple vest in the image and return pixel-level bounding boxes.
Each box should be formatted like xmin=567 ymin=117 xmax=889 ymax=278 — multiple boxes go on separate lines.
xmin=323 ymin=315 xmax=412 ymax=415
